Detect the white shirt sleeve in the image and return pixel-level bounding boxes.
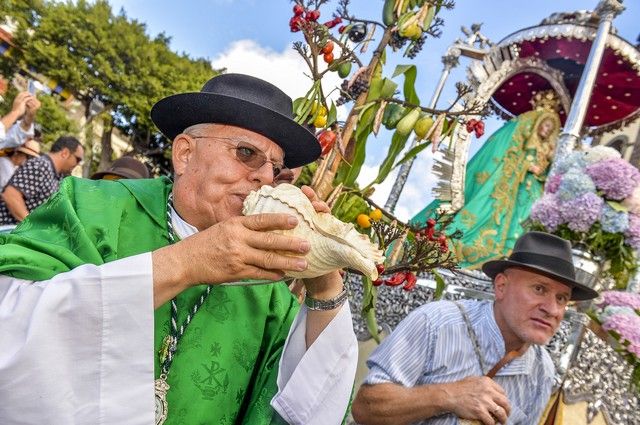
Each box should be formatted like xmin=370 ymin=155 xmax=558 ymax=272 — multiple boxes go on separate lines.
xmin=0 ymin=253 xmax=155 ymax=425
xmin=0 ymin=120 xmax=34 ymax=150
xmin=271 ymin=302 xmax=358 ymax=425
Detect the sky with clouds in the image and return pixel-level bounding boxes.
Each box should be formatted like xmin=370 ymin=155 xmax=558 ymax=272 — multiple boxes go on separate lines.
xmin=108 ymin=0 xmax=638 ymax=221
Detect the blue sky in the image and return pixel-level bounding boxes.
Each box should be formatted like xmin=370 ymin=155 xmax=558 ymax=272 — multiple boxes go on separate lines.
xmin=108 ymin=0 xmax=639 ymax=220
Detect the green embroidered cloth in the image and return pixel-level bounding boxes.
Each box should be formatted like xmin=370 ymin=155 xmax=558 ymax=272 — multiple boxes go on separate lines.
xmin=0 ymin=176 xmax=298 ymax=424
xmin=411 ymin=109 xmax=559 ymax=269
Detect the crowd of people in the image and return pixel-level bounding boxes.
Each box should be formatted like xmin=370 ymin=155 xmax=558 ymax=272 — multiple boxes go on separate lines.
xmin=0 ymin=75 xmax=597 ymax=425
xmin=0 ymin=90 xmax=149 ymax=230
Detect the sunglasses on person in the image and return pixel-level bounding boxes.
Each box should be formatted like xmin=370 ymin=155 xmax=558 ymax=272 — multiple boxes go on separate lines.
xmin=189 ymin=135 xmax=284 ymax=179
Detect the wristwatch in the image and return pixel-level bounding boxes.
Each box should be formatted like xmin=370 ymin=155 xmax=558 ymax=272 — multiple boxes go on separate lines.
xmin=304 ymin=285 xmax=348 ymax=311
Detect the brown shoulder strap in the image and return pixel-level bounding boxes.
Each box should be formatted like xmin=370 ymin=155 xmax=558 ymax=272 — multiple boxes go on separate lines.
xmin=486 ymin=343 xmax=530 ymax=378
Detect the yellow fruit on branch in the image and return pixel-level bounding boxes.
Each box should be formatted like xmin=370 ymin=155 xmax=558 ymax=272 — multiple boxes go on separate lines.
xmin=313 ymin=114 xmax=328 ymax=128
xmin=414 ymin=115 xmax=434 ymax=139
xmin=357 ymin=213 xmax=372 ymax=228
xmin=369 ymin=208 xmax=383 ymax=222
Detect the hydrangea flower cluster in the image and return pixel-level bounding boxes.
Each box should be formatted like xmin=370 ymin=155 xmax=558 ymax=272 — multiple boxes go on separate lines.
xmin=561 ymin=192 xmax=603 ymax=232
xmin=600 ymin=204 xmax=630 ymax=234
xmin=586 ymin=158 xmax=640 ymax=200
xmin=598 ymin=290 xmax=640 ymax=310
xmin=529 ymin=194 xmax=563 ymax=231
xmin=595 ymin=291 xmax=640 ymax=381
xmin=626 ymin=214 xmax=640 ymax=251
xmin=556 ymin=169 xmax=595 ymax=202
xmin=551 ymin=151 xmax=586 ymax=175
xmin=530 ymin=146 xmax=640 ymax=252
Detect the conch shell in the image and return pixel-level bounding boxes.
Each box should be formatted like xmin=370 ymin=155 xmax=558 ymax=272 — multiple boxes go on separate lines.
xmin=242 ymin=184 xmax=385 ymax=280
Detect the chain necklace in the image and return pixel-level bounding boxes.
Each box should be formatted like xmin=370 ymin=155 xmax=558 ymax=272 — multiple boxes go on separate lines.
xmin=153 ymin=193 xmax=294 ymax=424
xmin=155 ymin=194 xmax=212 ymax=425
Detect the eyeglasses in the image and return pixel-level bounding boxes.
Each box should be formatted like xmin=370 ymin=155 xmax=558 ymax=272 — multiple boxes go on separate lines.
xmin=189 ymin=135 xmax=284 ymax=179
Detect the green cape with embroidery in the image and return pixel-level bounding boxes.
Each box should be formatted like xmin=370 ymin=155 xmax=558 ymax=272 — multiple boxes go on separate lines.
xmin=411 ymin=109 xmax=558 ymax=269
xmin=0 ymin=176 xmax=297 ymax=424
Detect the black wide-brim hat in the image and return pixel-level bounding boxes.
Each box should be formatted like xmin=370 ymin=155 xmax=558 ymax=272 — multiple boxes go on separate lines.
xmin=150 ymin=73 xmax=321 ymax=168
xmin=482 ymin=231 xmax=598 ymax=301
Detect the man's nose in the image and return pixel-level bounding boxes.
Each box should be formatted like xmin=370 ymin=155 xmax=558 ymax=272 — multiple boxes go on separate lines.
xmin=250 ymin=161 xmax=276 ymax=185
xmin=540 ymin=296 xmax=565 ymax=317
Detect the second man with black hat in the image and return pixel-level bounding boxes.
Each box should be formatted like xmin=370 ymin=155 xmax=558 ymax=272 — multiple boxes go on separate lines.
xmin=353 ymin=231 xmax=598 ymax=425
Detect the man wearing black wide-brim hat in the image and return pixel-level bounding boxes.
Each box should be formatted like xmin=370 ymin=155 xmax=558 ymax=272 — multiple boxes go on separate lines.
xmin=0 ymin=74 xmax=357 ymax=424
xmin=354 ymin=231 xmax=598 ymax=425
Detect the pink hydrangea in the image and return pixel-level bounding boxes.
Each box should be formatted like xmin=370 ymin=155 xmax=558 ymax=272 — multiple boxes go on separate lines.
xmin=560 ymin=192 xmax=603 ymax=232
xmin=626 ymin=213 xmax=640 ymax=250
xmin=602 ymin=313 xmax=640 ymax=359
xmin=530 ymin=194 xmax=563 ymax=231
xmin=586 ymin=158 xmax=640 ymax=200
xmin=598 ymin=290 xmax=640 ymax=310
xmin=545 ymin=173 xmax=563 ymax=194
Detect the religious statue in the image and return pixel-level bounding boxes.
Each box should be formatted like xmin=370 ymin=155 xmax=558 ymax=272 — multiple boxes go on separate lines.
xmin=412 ymin=90 xmax=562 ymax=269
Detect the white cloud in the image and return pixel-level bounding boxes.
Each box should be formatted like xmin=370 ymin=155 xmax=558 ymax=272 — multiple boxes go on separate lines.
xmin=210 ymin=39 xmax=347 ymax=118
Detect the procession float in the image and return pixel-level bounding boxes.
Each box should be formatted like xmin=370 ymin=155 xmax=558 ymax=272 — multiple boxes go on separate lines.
xmin=286 ymin=0 xmax=640 ymax=423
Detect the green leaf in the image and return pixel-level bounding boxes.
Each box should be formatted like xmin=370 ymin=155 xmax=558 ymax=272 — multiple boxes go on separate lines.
xmin=362 ymin=277 xmax=381 ymax=343
xmin=366 ymin=76 xmax=383 ymax=102
xmin=379 ymin=78 xmax=398 ymax=99
xmin=344 ymin=103 xmax=379 ymax=186
xmin=370 ymin=129 xmax=411 ymax=185
xmin=391 ymin=64 xmax=420 ymax=105
xmin=394 ymin=140 xmax=432 ymax=167
xmin=432 ymin=270 xmax=446 ymax=300
xmin=327 ymin=101 xmax=337 ymax=127
xmin=607 ymin=200 xmax=628 ymax=212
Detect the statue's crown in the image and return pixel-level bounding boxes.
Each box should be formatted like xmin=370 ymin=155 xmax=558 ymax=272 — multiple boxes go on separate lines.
xmin=530 ymin=90 xmax=561 ymax=112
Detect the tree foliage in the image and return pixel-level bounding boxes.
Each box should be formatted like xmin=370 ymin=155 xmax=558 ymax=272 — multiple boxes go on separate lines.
xmin=2 ymin=0 xmax=221 ymax=174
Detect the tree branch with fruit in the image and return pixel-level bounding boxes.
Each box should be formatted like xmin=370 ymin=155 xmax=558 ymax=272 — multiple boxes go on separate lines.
xmin=288 ymin=0 xmax=484 ymax=338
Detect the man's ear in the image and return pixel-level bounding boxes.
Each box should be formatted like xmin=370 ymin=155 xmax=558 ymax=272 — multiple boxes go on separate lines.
xmin=172 ymin=134 xmax=195 ymax=176
xmin=493 ymin=272 xmax=508 ymax=301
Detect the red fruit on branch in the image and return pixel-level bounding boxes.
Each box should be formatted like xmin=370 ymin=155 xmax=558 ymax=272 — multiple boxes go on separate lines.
xmin=323 ymin=52 xmax=334 ymax=64
xmin=466 ymin=118 xmax=478 ymax=133
xmin=474 ymin=121 xmax=485 ymax=138
xmin=439 ymin=243 xmax=449 ymax=253
xmin=437 ymin=234 xmax=447 ymax=244
xmin=324 ymin=17 xmax=343 ymax=29
xmin=305 ymin=10 xmax=320 ymax=21
xmin=317 ymin=130 xmax=337 ymax=155
xmin=338 ymin=25 xmax=346 ymax=33
xmin=289 ymin=16 xmax=304 ymax=32
xmin=321 ymin=41 xmax=334 ymax=54
xmin=426 ymin=227 xmax=435 ymax=241
xmin=376 ymin=264 xmax=385 ymax=274
xmin=426 ymin=218 xmax=436 ymax=228
xmin=293 ymin=4 xmax=305 ymax=16
xmin=324 ymin=19 xmax=337 ymax=29
xmin=372 ymin=278 xmax=384 ymax=287
xmin=385 ymin=272 xmax=407 ymax=287
xmin=402 ymin=273 xmax=417 ymax=291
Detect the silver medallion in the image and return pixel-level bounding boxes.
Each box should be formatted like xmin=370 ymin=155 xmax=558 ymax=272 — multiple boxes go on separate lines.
xmin=155 ymin=376 xmax=170 ymax=425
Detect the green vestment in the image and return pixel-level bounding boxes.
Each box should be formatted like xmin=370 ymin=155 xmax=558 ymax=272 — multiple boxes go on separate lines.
xmin=411 ymin=109 xmax=559 ymax=269
xmin=0 ymin=176 xmax=298 ymax=424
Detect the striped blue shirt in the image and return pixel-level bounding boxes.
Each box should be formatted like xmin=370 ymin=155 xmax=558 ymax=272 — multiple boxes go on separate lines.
xmin=364 ymin=300 xmax=555 ymax=424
